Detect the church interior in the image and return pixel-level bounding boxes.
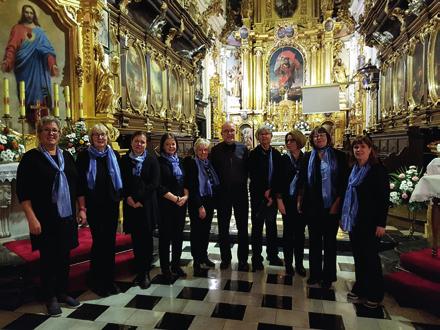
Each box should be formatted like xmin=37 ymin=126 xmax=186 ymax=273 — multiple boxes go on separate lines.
xmin=0 ymin=0 xmax=440 ymax=328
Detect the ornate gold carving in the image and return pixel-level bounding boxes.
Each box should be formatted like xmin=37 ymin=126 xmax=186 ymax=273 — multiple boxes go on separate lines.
xmin=94 ymin=44 xmax=115 ymax=115
xmin=203 ymin=0 xmax=223 ymax=18
xmin=165 ymin=28 xmax=178 ymax=47
xmin=266 ymin=0 xmax=272 ymax=18
xmin=75 ymin=56 xmax=84 ymax=86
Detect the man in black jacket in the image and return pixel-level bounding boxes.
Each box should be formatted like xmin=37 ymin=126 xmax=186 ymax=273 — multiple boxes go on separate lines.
xmin=248 ymin=125 xmax=283 ymax=271
xmin=210 ymin=122 xmax=249 ymax=271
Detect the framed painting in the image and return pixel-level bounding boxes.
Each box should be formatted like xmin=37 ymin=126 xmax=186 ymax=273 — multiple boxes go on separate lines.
xmin=168 ymin=70 xmax=183 ymax=119
xmin=428 ymin=28 xmax=440 ymax=104
xmin=269 ymin=47 xmax=304 ymax=103
xmin=393 ymin=56 xmax=406 ymax=113
xmin=97 ymin=9 xmax=110 ymax=50
xmin=126 ymin=44 xmax=146 ymax=112
xmin=149 ymin=57 xmax=164 ymax=116
xmin=182 ymin=77 xmax=193 ymax=121
xmin=274 ymin=0 xmax=298 ymax=18
xmin=385 ymin=66 xmax=393 ymax=115
xmin=379 ymin=71 xmax=387 ymax=118
xmin=408 ymin=40 xmax=425 ymax=107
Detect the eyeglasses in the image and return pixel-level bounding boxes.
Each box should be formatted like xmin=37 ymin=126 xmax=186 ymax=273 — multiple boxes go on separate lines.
xmin=92 ymin=133 xmax=107 ymax=138
xmin=43 ymin=128 xmax=59 ymax=134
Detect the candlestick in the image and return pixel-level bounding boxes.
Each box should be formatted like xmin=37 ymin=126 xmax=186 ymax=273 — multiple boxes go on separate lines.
xmin=64 ymin=86 xmax=71 ymax=119
xmin=3 ymin=78 xmax=9 ymax=116
xmin=79 ymin=87 xmax=84 ymax=119
xmin=19 ymin=81 xmax=26 ymax=117
xmin=53 ymin=83 xmax=59 ymax=117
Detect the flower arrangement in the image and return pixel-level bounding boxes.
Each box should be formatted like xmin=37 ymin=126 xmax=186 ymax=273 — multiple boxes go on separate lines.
xmin=0 ymin=127 xmax=25 ymax=162
xmin=294 ymin=119 xmax=310 ymax=132
xmin=389 ymin=165 xmax=425 ymax=212
xmin=59 ymin=121 xmax=90 ymax=158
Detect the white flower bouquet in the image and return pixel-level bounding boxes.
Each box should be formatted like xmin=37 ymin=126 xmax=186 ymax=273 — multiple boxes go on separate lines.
xmin=389 ymin=165 xmax=425 ymax=212
xmin=59 ymin=121 xmax=90 ymax=159
xmin=0 ymin=127 xmax=25 ymax=163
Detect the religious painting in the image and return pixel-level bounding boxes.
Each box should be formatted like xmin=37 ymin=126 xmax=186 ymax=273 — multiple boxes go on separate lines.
xmin=428 ymin=28 xmax=440 ymax=104
xmin=379 ymin=72 xmax=387 ymax=118
xmin=385 ymin=66 xmax=393 ymax=115
xmin=409 ymin=41 xmax=425 ymax=107
xmin=126 ymin=44 xmax=146 ymax=112
xmin=149 ymin=58 xmax=164 ymax=116
xmin=96 ymin=9 xmax=110 ymax=50
xmin=182 ymin=77 xmax=192 ymax=121
xmin=393 ymin=56 xmax=406 ymax=112
xmin=168 ymin=70 xmax=182 ymax=119
xmin=0 ymin=1 xmax=66 ymax=126
xmin=269 ymin=47 xmax=304 ymax=103
xmin=274 ymin=0 xmax=298 ymax=18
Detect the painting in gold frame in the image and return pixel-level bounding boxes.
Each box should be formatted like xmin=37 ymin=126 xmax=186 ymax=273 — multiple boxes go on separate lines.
xmin=149 ymin=57 xmax=165 ymax=117
xmin=393 ymin=56 xmax=406 ymax=114
xmin=428 ymin=27 xmax=440 ymax=105
xmin=182 ymin=77 xmax=193 ymax=122
xmin=379 ymin=71 xmax=387 ymax=118
xmin=169 ymin=70 xmax=183 ymax=119
xmin=408 ymin=40 xmax=425 ymax=108
xmin=385 ymin=66 xmax=393 ymax=115
xmin=126 ymin=43 xmax=146 ymax=113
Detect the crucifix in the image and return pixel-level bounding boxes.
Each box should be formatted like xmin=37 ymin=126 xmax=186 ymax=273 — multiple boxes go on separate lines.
xmin=30 ymin=100 xmax=49 ymax=128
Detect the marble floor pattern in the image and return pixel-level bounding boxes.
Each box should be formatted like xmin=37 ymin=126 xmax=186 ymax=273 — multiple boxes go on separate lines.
xmin=1 ymin=239 xmax=439 ymax=330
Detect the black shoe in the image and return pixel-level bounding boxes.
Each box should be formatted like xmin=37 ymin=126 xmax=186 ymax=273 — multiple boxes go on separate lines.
xmin=252 ymin=262 xmax=264 ymax=272
xmin=237 ymin=262 xmax=249 ymax=272
xmin=285 ymin=265 xmax=294 ymax=275
xmin=347 ymin=292 xmax=362 ymax=302
xmin=268 ymin=257 xmax=284 ymax=266
xmin=134 ymin=274 xmax=151 ymax=289
xmin=321 ymin=280 xmax=332 ymax=289
xmin=202 ymin=258 xmax=215 ymax=268
xmin=46 ymin=297 xmax=62 ymax=317
xmin=363 ymin=300 xmax=380 ymax=309
xmin=108 ymin=282 xmax=121 ymax=295
xmin=171 ymin=266 xmax=187 ymax=277
xmin=296 ymin=266 xmax=307 ymax=277
xmin=57 ymin=294 xmax=81 ymax=308
xmin=91 ymin=286 xmax=110 ymax=297
xmin=306 ymin=277 xmax=320 ymax=285
xmin=162 ymin=269 xmax=174 ymax=283
xmin=220 ymin=261 xmax=230 ymax=270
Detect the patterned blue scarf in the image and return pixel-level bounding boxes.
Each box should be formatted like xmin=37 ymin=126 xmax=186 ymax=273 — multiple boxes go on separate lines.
xmin=267 ymin=148 xmax=273 ymax=184
xmin=307 ymin=146 xmax=337 ymax=208
xmin=161 ymin=153 xmax=183 ymax=182
xmin=129 ymin=150 xmax=147 ymax=177
xmin=287 ymin=151 xmax=300 ymax=196
xmin=38 ymin=145 xmax=72 ymax=218
xmin=195 ymin=157 xmax=220 ymax=197
xmin=87 ymin=145 xmax=123 ymax=191
xmin=341 ymin=163 xmax=371 ymax=232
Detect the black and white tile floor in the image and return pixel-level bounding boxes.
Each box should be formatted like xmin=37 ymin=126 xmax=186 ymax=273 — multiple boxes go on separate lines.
xmin=1 ymin=231 xmax=440 ymax=330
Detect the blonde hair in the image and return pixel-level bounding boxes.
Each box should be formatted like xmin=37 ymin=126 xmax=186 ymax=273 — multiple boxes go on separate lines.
xmin=286 ymin=129 xmax=307 ymax=149
xmin=89 ymin=123 xmax=111 ymax=144
xmin=193 ymin=138 xmax=211 ymax=153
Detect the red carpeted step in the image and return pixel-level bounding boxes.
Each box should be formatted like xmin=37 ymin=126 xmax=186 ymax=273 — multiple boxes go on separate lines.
xmin=3 ymin=227 xmax=132 ymax=275
xmin=400 ymin=248 xmax=440 ymax=283
xmin=385 ymin=271 xmax=440 ymax=316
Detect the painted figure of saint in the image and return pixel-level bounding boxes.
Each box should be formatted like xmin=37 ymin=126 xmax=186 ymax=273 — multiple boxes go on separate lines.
xmin=274 ymin=51 xmax=300 ymax=91
xmin=2 ymin=4 xmax=58 ymax=119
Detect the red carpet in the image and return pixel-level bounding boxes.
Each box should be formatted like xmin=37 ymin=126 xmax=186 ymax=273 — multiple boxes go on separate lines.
xmin=400 ymin=248 xmax=440 ymax=283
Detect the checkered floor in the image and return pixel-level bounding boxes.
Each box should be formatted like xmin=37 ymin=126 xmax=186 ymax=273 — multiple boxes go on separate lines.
xmin=2 ymin=233 xmax=439 ymax=330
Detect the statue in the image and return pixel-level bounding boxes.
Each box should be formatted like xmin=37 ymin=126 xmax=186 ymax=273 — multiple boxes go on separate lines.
xmin=333 ymin=57 xmax=348 ymax=89
xmin=227 ymin=64 xmax=242 ymax=98
xmin=94 ymin=44 xmax=115 ymax=114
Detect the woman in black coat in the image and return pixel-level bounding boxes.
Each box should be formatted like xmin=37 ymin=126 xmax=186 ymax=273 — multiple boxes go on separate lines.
xmin=76 ymin=123 xmax=123 ymax=297
xmin=17 ymin=116 xmax=84 ymax=316
xmin=298 ymin=126 xmax=348 ymax=289
xmin=158 ymin=133 xmax=188 ymax=281
xmin=120 ymin=131 xmax=160 ymax=289
xmin=341 ymin=136 xmax=389 ymax=309
xmin=275 ymin=130 xmax=307 ymax=276
xmin=184 ymin=138 xmax=219 ymax=275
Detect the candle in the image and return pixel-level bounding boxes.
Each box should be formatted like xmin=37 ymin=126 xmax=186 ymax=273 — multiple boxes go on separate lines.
xmin=53 ymin=83 xmax=59 ymax=117
xmin=79 ymin=87 xmax=84 ymax=118
xmin=64 ymin=86 xmax=71 ymax=119
xmin=19 ymin=81 xmax=25 ymax=117
xmin=3 ymin=78 xmax=9 ymax=116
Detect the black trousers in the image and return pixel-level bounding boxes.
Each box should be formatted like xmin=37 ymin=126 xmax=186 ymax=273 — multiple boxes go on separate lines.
xmin=217 ymin=188 xmax=249 ymax=263
xmin=282 ymin=200 xmax=306 ymax=267
xmin=159 ymin=202 xmax=187 ymax=272
xmin=250 ymin=196 xmax=278 ymax=263
xmin=88 ymin=203 xmax=119 ymax=289
xmin=308 ymin=210 xmax=339 ymax=282
xmin=189 ymin=196 xmax=214 ymax=264
xmin=39 ymin=220 xmax=72 ymax=300
xmin=129 ymin=208 xmax=153 ymax=277
xmin=350 ymin=225 xmax=384 ymax=302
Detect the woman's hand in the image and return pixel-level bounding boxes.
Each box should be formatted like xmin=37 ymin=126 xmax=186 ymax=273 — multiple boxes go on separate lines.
xmin=199 ymin=206 xmax=206 ymax=220
xmin=28 ymin=217 xmax=42 ymax=235
xmin=375 ymin=226 xmax=385 ymax=238
xmin=177 ymin=195 xmax=188 ymax=207
xmin=277 ymin=198 xmax=286 ymax=215
xmin=77 ymin=209 xmax=87 ymax=225
xmin=329 ymin=198 xmax=341 ymax=215
xmin=297 ymin=196 xmax=303 ymax=214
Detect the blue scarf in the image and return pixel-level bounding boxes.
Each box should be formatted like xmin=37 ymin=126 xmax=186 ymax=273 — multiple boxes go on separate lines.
xmin=129 ymin=150 xmax=147 ymax=177
xmin=87 ymin=145 xmax=123 ymax=191
xmin=307 ymin=146 xmax=337 ymax=208
xmin=341 ymin=163 xmax=371 ymax=232
xmin=267 ymin=148 xmax=273 ymax=184
xmin=287 ymin=151 xmax=300 ymax=196
xmin=195 ymin=157 xmax=220 ymax=197
xmin=161 ymin=153 xmax=183 ymax=182
xmin=38 ymin=145 xmax=72 ymax=218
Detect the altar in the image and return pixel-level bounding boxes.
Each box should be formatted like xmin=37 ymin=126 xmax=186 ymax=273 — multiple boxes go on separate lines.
xmin=0 ymin=163 xmax=29 ymax=241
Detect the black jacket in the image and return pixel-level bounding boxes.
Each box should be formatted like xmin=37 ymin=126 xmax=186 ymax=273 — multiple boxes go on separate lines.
xmin=273 ymin=151 xmax=304 ymax=205
xmin=157 ymin=156 xmax=186 ymax=197
xmin=248 ymin=145 xmax=281 ymax=199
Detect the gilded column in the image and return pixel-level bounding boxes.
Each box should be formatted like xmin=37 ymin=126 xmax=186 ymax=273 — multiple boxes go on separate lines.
xmin=254 ymin=45 xmax=263 ymax=111
xmin=310 ymin=42 xmax=318 ymax=85
xmin=241 ymin=41 xmax=252 ymax=110
xmin=322 ymin=33 xmax=333 ymax=84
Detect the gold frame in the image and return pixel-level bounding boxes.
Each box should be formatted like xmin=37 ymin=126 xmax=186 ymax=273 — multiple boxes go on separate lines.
xmin=125 ymin=41 xmax=147 ymax=114
xmin=385 ymin=65 xmax=393 ymax=116
xmin=428 ymin=25 xmax=440 ymax=105
xmin=407 ymin=38 xmax=425 ymax=110
xmin=380 ymin=69 xmax=387 ymax=118
xmin=393 ymin=55 xmax=406 ymax=114
xmin=149 ymin=56 xmax=166 ymax=118
xmin=168 ymin=67 xmax=183 ymax=120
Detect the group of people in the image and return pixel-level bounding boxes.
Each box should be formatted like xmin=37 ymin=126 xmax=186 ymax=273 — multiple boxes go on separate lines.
xmin=17 ymin=116 xmax=390 ymax=317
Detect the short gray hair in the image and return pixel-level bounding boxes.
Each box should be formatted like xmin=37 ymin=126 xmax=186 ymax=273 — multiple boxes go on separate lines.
xmin=255 ymin=124 xmax=273 ymax=140
xmin=37 ymin=116 xmax=61 ymax=134
xmin=193 ymin=138 xmax=211 ymax=152
xmin=89 ymin=123 xmax=111 ymax=143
